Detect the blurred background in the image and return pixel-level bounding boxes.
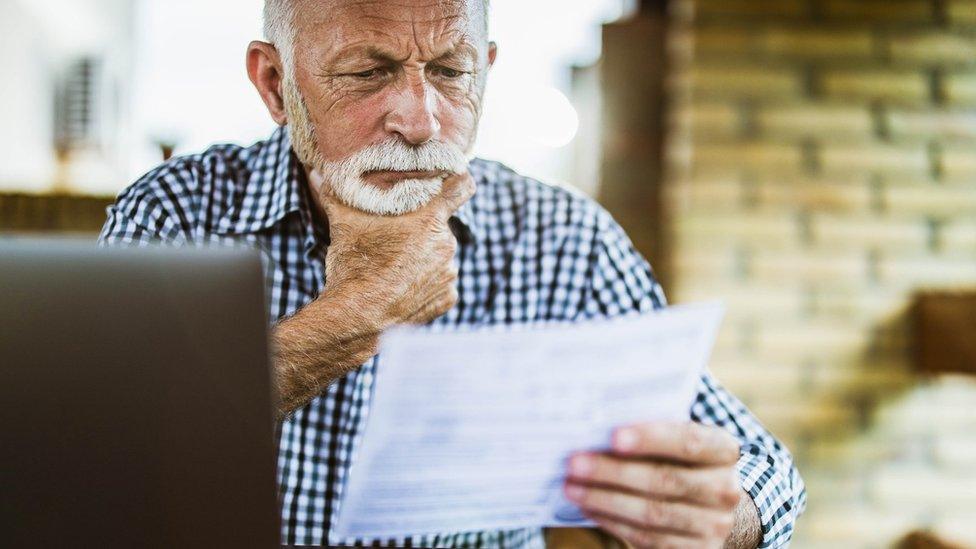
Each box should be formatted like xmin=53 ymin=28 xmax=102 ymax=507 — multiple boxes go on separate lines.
xmin=2 ymin=0 xmax=975 ymax=547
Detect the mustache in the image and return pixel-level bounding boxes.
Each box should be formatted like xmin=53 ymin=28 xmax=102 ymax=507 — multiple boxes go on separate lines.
xmin=339 ymin=138 xmax=470 ymax=174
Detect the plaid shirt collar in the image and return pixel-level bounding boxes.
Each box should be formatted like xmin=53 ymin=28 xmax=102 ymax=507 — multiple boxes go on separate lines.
xmin=215 ymin=126 xmax=482 ymax=244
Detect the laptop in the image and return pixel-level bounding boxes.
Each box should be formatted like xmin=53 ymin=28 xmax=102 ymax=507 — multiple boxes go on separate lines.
xmin=0 ymin=239 xmax=280 ymax=548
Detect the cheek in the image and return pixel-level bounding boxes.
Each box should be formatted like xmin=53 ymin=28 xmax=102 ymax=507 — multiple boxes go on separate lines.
xmin=305 ymin=80 xmax=483 ymax=157
xmin=434 ymin=86 xmax=482 ymax=147
xmin=306 ymin=89 xmax=388 ymax=160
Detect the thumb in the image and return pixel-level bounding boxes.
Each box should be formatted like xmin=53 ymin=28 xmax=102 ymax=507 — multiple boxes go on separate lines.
xmin=434 ymin=172 xmax=476 ymax=217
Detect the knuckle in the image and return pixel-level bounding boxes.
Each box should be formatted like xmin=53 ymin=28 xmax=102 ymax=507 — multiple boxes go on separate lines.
xmin=592 ymin=455 xmax=616 ymax=482
xmin=719 ymin=477 xmax=742 ymax=508
xmin=656 ymin=466 xmax=682 ymax=495
xmin=721 ymin=434 xmax=742 ymax=462
xmin=682 ymin=427 xmax=705 ymax=459
xmin=642 ymin=500 xmax=666 ymax=526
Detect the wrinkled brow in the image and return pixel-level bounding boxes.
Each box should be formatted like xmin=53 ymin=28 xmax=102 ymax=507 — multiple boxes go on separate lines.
xmin=328 ymin=38 xmax=480 ymax=67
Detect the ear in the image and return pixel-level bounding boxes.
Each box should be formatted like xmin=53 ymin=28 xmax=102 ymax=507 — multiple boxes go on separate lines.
xmin=487 ymin=41 xmax=497 ymax=70
xmin=247 ymin=40 xmax=288 ymax=126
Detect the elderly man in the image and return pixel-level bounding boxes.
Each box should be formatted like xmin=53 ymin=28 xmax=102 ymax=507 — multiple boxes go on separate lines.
xmin=98 ymin=0 xmax=805 ymax=547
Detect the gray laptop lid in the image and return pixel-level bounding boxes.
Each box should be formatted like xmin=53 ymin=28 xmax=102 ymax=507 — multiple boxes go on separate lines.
xmin=0 ymin=240 xmax=280 ymax=548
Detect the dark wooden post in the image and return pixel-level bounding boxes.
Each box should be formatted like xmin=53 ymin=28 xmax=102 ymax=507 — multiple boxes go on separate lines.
xmin=597 ymin=0 xmax=672 ymax=291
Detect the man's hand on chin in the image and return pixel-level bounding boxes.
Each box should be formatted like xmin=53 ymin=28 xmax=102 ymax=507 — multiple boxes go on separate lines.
xmin=564 ymin=421 xmax=761 ymax=549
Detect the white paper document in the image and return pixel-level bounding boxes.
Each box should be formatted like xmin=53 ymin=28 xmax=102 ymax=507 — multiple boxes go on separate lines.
xmin=334 ymin=302 xmax=725 ymax=540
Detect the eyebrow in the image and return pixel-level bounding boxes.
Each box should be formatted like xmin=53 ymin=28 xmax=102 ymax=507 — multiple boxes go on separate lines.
xmin=327 ymin=38 xmax=479 ymax=70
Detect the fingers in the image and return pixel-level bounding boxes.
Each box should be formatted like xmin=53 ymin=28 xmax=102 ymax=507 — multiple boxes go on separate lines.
xmin=432 ymin=172 xmax=476 ymax=216
xmin=564 ymin=482 xmax=733 ymax=540
xmin=589 ymin=513 xmax=719 ymax=549
xmin=567 ymin=453 xmax=743 ymax=509
xmin=611 ymin=422 xmax=740 ymax=466
xmin=404 ymin=281 xmax=458 ymax=324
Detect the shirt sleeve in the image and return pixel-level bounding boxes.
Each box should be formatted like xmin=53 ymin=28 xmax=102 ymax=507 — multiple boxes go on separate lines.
xmin=97 ymin=165 xmax=195 ymax=247
xmin=586 ymin=212 xmax=807 ymax=548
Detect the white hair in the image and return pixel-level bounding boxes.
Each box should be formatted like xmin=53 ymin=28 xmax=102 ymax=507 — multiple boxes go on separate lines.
xmin=263 ymin=0 xmax=489 ymax=77
xmin=263 ymin=0 xmax=297 ymax=76
xmin=320 ymin=137 xmax=470 ymax=215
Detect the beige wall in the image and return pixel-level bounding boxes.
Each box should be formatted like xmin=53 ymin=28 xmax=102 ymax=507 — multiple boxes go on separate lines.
xmin=664 ymin=0 xmax=976 ymax=546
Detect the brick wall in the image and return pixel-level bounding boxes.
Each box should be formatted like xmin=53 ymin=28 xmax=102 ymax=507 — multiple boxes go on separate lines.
xmin=664 ymin=1 xmax=976 ymax=546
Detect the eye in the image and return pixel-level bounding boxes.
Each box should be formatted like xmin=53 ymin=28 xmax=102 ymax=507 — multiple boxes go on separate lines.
xmin=430 ymin=65 xmax=464 ymax=79
xmin=348 ymin=68 xmax=384 ymax=79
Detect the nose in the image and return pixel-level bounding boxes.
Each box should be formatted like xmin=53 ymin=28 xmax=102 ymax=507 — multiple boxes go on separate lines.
xmin=383 ymin=72 xmax=441 ymax=145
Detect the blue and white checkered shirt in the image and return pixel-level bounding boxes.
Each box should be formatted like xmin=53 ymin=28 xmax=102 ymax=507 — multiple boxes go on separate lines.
xmin=98 ymin=127 xmax=805 ymax=547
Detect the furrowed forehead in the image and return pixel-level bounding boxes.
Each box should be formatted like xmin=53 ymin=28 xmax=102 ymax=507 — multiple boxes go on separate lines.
xmin=292 ymin=0 xmax=487 ymax=67
xmin=291 ymin=0 xmax=487 ymax=41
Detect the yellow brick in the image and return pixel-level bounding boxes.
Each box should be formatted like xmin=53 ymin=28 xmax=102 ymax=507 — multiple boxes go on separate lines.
xmin=707 ymin=358 xmax=809 ymax=399
xmin=675 ymin=281 xmax=808 ymax=319
xmin=686 ymin=66 xmax=804 ymax=98
xmin=822 ymin=0 xmax=934 ymax=21
xmin=887 ymin=109 xmax=976 ymax=141
xmin=942 ymin=145 xmax=976 ymax=181
xmin=692 ymin=27 xmax=760 ymax=57
xmin=885 ymin=183 xmax=976 ymax=216
xmin=878 ymin=253 xmax=976 ymax=287
xmin=707 ymin=323 xmax=741 ymax=354
xmin=947 ymin=0 xmax=976 ymax=24
xmin=822 ymin=70 xmax=930 ymax=104
xmin=754 ymin=321 xmax=872 ymax=362
xmin=665 ymin=141 xmax=694 ymax=177
xmin=820 ymin=143 xmax=931 ymax=177
xmin=755 ymin=178 xmax=873 ymax=213
xmin=806 ymin=438 xmax=904 ymax=464
xmin=945 ymin=73 xmax=976 ymax=106
xmin=671 ymin=101 xmax=741 ymax=137
xmin=666 ymin=178 xmax=743 ymax=212
xmin=810 ymin=358 xmax=916 ymax=395
xmin=756 ymin=103 xmax=875 ymax=140
xmin=812 ymin=287 xmax=913 ymax=323
xmin=668 ymin=27 xmax=695 ymax=65
xmin=748 ymin=399 xmax=859 ymax=434
xmin=799 ymin=471 xmax=868 ymax=504
xmin=675 ymin=213 xmax=801 ymax=246
xmin=809 ymin=214 xmax=930 ymax=250
xmin=672 ymin=248 xmax=737 ymax=280
xmin=691 ymin=142 xmax=803 ymax=171
xmin=761 ymin=28 xmax=875 ymax=59
xmin=693 ymin=0 xmax=808 ymax=19
xmin=750 ymin=249 xmax=867 ymax=284
xmin=889 ymin=32 xmax=976 ymax=65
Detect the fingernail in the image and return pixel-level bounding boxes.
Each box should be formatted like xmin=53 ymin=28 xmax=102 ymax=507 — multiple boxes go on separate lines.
xmin=569 ymin=454 xmax=593 ymax=477
xmin=614 ymin=428 xmax=638 ymax=451
xmin=565 ymin=484 xmax=585 ymax=501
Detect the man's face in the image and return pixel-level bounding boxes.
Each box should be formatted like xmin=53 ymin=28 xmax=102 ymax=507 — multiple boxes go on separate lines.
xmin=282 ymin=0 xmax=493 ymax=215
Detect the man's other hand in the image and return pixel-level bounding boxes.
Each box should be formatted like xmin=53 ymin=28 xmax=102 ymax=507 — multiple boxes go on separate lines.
xmin=308 ymin=169 xmax=475 ymax=327
xmin=564 ymin=421 xmax=747 ymax=549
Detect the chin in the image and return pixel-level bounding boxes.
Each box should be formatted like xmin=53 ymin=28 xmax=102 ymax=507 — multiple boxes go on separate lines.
xmin=334 ymin=177 xmax=444 ymax=216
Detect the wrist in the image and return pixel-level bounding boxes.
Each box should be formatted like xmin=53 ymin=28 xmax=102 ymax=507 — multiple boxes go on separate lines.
xmin=319 ymin=282 xmax=387 ymax=336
